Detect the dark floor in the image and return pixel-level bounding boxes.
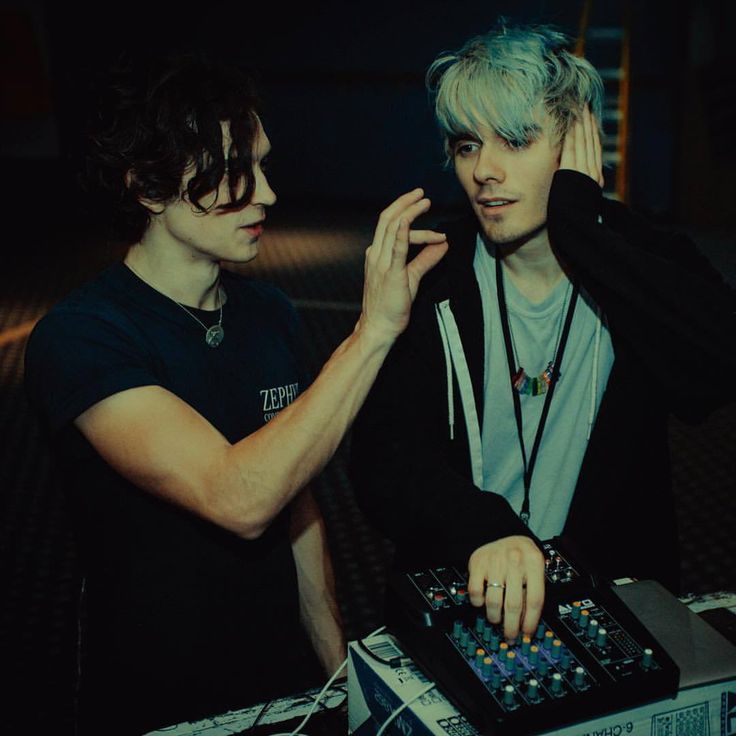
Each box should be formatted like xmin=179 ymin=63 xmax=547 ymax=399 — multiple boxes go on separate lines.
xmin=1 ymin=207 xmax=734 ymax=733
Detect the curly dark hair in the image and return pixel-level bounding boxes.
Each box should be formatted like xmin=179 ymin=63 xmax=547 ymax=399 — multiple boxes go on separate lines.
xmin=83 ymin=52 xmax=261 ymax=244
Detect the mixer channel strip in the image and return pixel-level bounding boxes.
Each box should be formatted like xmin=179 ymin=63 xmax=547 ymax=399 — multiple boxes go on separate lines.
xmin=446 ymin=615 xmax=596 ymax=713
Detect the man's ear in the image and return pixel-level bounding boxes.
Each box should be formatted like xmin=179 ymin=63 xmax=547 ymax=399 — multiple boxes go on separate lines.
xmin=125 ymin=169 xmax=166 ymax=214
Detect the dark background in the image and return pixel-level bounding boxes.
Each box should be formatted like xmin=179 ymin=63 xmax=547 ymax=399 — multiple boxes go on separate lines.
xmin=1 ymin=0 xmax=734 ymax=226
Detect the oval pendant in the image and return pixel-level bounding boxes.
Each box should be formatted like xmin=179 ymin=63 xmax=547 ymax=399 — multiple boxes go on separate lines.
xmin=205 ymin=324 xmax=224 ymax=348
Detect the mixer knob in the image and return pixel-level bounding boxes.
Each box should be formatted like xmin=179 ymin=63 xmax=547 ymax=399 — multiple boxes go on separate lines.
xmin=475 ymin=648 xmax=486 ymax=667
xmin=503 ymin=685 xmax=515 ymax=706
xmin=574 ymin=666 xmax=586 ymax=688
xmin=452 ymin=620 xmax=463 ymax=640
xmin=543 ymin=630 xmax=555 ymax=649
xmin=570 ymin=601 xmax=582 ymax=621
xmin=578 ymin=609 xmax=590 ymax=630
xmin=596 ymin=628 xmax=608 ymax=648
xmin=551 ymin=639 xmax=562 ymax=660
xmin=642 ymin=648 xmax=653 ymax=670
xmin=527 ymin=678 xmax=540 ymax=701
xmin=490 ymin=668 xmax=502 ymax=689
xmin=482 ymin=656 xmax=493 ymax=678
xmin=456 ymin=588 xmax=468 ymax=604
xmin=521 ymin=635 xmax=531 ymax=656
xmin=587 ymin=618 xmax=599 ymax=640
xmin=551 ymin=672 xmax=563 ymax=695
xmin=528 ymin=644 xmax=539 ymax=666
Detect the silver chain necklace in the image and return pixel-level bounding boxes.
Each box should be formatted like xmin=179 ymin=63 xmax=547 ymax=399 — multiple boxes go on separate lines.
xmin=126 ymin=261 xmax=225 ymax=348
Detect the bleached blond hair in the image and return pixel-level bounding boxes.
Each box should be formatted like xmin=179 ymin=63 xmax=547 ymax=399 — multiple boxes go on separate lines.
xmin=427 ymin=21 xmax=604 ymax=161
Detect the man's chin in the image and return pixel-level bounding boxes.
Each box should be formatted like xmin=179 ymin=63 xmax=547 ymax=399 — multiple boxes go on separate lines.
xmin=480 ymin=220 xmax=548 ymax=249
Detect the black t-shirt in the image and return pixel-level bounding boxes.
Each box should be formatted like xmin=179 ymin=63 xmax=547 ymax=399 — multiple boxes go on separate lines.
xmin=25 ymin=263 xmax=321 ymax=733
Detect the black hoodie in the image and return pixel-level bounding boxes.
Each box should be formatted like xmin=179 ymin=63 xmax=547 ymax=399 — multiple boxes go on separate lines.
xmin=350 ymin=170 xmax=736 ymax=593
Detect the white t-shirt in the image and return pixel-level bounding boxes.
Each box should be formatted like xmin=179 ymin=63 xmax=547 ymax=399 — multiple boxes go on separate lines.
xmin=473 ymin=237 xmax=615 ymax=540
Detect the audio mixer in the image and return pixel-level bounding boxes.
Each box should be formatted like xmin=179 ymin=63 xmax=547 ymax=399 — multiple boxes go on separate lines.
xmin=385 ymin=538 xmax=680 ymax=735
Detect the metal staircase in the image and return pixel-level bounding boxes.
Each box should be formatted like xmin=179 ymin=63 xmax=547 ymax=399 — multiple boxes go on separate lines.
xmin=575 ymin=0 xmax=631 ymax=202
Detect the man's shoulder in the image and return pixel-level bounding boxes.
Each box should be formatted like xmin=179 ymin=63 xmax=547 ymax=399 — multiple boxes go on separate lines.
xmin=25 ymin=263 xmax=171 ymax=384
xmin=31 ymin=264 xmax=135 ymax=338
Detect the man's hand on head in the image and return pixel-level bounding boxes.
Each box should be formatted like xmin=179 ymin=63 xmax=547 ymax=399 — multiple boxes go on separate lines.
xmin=467 ymin=535 xmax=546 ymax=642
xmin=559 ymin=105 xmax=604 ymax=188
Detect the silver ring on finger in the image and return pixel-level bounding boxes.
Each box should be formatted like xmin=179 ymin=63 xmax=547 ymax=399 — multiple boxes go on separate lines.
xmin=487 ymin=581 xmax=506 ymax=589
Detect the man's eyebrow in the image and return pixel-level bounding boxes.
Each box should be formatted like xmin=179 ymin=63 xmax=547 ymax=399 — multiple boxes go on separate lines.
xmin=448 ymin=131 xmax=480 ymax=144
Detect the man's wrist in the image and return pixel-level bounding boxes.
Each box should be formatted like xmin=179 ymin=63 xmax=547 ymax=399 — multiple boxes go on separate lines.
xmin=351 ymin=317 xmax=399 ymax=356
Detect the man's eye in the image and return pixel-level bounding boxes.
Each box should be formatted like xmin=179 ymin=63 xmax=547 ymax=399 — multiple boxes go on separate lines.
xmin=454 ymin=142 xmax=478 ymax=157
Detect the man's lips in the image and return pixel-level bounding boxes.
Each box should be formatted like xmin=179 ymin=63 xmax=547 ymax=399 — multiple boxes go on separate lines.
xmin=477 ymin=197 xmax=518 ymax=209
xmin=241 ymin=220 xmax=265 ymax=236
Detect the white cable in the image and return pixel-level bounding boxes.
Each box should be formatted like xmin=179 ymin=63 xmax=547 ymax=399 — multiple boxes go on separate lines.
xmin=268 ymin=657 xmax=348 ymax=736
xmin=272 ymin=627 xmax=388 ymax=736
xmin=375 ymin=681 xmax=436 ymax=736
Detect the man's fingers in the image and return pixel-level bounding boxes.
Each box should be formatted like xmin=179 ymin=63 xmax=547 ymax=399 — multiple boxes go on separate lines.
xmin=467 ymin=561 xmax=487 ymax=608
xmin=502 ymin=574 xmax=524 ymax=641
xmin=574 ymin=111 xmax=587 ymax=171
xmin=408 ymin=229 xmax=447 ymax=245
xmin=378 ymin=198 xmax=430 ymax=266
xmin=377 ymin=212 xmax=404 ymax=270
xmin=373 ymin=188 xmax=425 ymax=258
xmin=484 ymin=582 xmax=505 ymax=625
xmin=591 ymin=113 xmax=604 ymax=187
xmin=389 ymin=218 xmax=410 ymax=269
xmin=559 ymin=115 xmax=576 ymax=170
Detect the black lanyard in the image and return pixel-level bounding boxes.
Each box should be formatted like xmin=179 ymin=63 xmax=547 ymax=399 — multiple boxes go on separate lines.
xmin=495 ymin=256 xmax=579 ymax=525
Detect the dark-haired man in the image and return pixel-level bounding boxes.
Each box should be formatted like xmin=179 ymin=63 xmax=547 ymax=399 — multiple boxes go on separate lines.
xmin=351 ymin=23 xmax=736 ymax=644
xmin=24 ymin=55 xmax=447 ymax=733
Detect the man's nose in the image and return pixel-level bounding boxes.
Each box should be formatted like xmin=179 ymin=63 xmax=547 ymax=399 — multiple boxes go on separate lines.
xmin=473 ymin=147 xmax=506 ymax=184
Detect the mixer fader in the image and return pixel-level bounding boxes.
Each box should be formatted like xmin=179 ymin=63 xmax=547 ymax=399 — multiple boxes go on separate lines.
xmin=386 ymin=537 xmax=679 ymax=735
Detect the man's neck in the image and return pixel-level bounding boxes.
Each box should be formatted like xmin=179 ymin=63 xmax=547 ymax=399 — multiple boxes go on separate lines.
xmin=124 ymin=233 xmax=221 ymax=310
xmin=495 ymin=235 xmax=565 ymax=304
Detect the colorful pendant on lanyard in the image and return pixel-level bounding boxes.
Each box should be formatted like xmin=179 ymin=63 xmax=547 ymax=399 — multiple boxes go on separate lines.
xmin=512 ymin=363 xmax=555 ymax=396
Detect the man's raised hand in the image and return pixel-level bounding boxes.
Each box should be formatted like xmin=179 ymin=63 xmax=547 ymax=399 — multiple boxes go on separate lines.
xmin=559 ymin=105 xmax=604 ymax=188
xmin=359 ymin=188 xmax=448 ymax=346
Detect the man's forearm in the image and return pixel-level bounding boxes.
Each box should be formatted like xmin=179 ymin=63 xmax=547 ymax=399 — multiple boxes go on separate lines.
xmin=290 ymin=488 xmax=346 ymax=675
xmin=213 ymin=324 xmax=392 ymax=538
